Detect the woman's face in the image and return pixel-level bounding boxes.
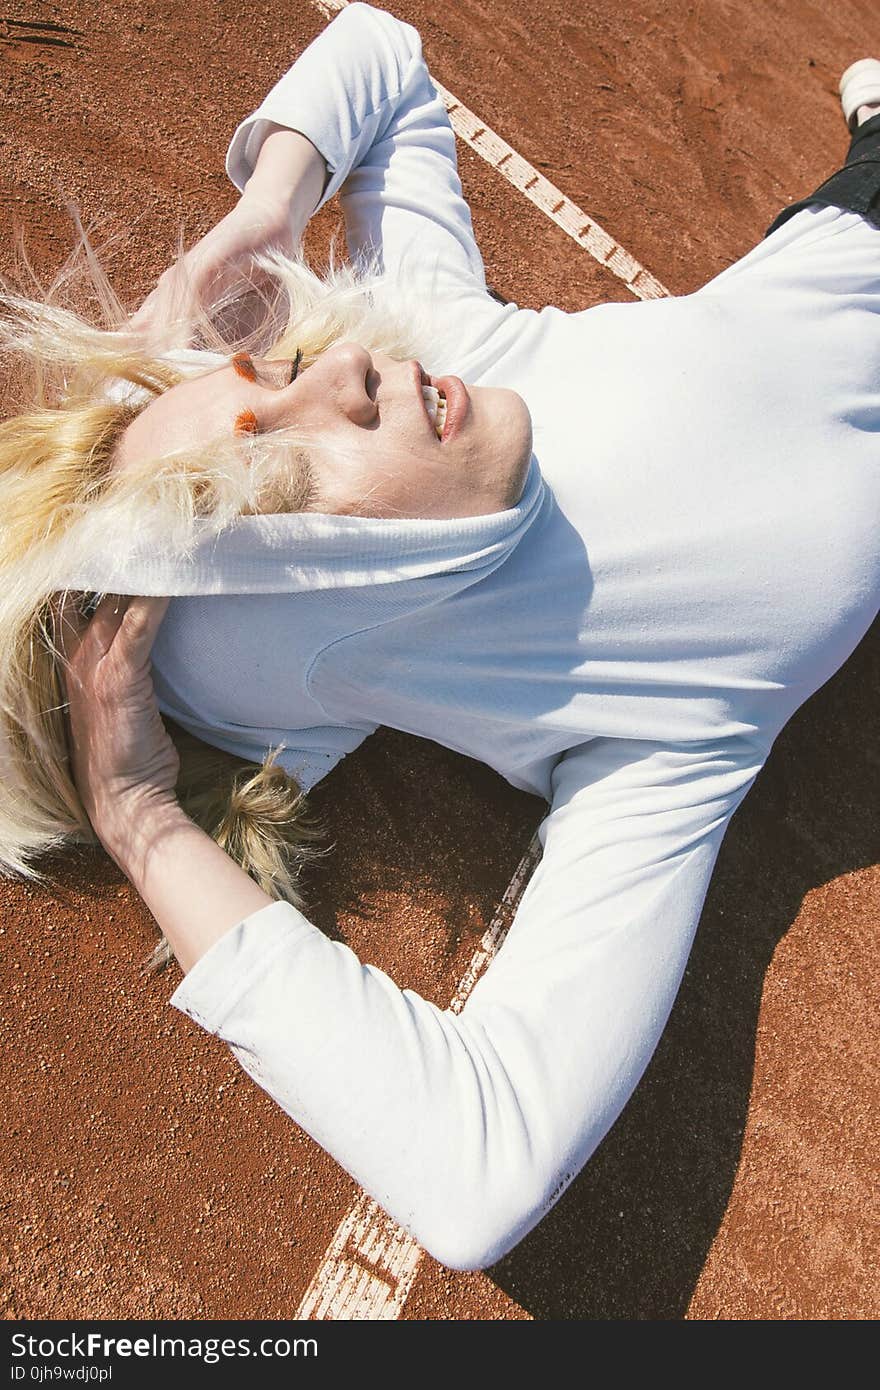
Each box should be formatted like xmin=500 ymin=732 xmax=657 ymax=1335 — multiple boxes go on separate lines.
xmin=115 ymin=342 xmax=534 ymax=520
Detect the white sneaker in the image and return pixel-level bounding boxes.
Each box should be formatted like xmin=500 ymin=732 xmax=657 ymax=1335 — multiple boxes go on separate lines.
xmin=839 ymin=57 xmax=880 ymax=130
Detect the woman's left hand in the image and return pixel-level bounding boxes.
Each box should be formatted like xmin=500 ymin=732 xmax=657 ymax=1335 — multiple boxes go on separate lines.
xmin=56 ymin=594 xmax=181 ymax=868
xmin=128 ymin=127 xmax=328 ymax=348
xmin=126 ymin=190 xmax=296 ymax=349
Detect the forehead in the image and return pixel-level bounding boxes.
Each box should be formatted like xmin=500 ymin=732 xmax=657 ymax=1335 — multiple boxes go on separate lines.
xmin=115 ymin=364 xmax=235 ymax=468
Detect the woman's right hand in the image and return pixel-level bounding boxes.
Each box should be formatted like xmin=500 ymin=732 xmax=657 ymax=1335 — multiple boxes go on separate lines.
xmin=129 ymin=126 xmax=329 ymax=348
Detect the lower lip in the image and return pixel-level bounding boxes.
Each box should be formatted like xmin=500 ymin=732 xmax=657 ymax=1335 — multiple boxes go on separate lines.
xmin=433 ymin=376 xmax=469 ymax=443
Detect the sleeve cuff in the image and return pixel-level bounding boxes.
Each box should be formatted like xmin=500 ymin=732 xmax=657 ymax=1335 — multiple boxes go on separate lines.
xmin=225 ymin=112 xmax=340 ymax=213
xmin=169 ymin=898 xmax=314 ymax=1033
xmin=223 ymin=4 xmax=420 ymax=212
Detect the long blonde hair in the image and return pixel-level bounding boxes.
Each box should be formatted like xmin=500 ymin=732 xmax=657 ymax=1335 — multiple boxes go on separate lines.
xmin=0 ymin=217 xmax=459 ymax=969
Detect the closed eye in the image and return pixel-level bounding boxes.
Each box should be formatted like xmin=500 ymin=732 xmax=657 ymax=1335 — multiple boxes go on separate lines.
xmin=231 ymin=349 xmax=303 ymax=388
xmin=231 ymin=349 xmax=304 ymax=436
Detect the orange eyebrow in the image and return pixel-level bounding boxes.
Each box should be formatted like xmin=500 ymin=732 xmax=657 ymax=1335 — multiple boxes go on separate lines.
xmin=234 ymin=408 xmax=259 ymax=436
xmin=231 ymin=352 xmax=257 ymax=382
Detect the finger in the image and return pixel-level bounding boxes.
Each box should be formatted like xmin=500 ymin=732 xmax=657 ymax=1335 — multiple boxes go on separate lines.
xmin=85 ymin=594 xmax=132 ymax=658
xmin=116 ymin=596 xmax=172 ymax=662
xmin=128 ymin=281 xmax=171 ymax=335
xmin=52 ymin=592 xmax=113 ymax=706
xmin=127 ymin=286 xmax=156 ymax=327
xmin=128 ymin=302 xmax=176 ymax=349
xmin=129 ymin=273 xmax=194 ymax=347
xmin=52 ymin=592 xmax=91 ymax=667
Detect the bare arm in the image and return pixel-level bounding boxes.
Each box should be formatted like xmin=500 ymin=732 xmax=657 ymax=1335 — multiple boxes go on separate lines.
xmin=112 ymin=808 xmax=273 ymax=975
xmin=241 ymin=123 xmax=329 ymax=245
xmin=133 ymin=3 xmax=505 ymax=345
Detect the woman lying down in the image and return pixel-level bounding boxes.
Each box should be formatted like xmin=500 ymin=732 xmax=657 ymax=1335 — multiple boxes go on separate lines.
xmin=2 ymin=5 xmax=878 ymax=1269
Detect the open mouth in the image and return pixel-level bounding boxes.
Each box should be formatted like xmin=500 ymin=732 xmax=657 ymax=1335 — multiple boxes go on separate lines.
xmin=421 ymin=384 xmax=448 ymax=440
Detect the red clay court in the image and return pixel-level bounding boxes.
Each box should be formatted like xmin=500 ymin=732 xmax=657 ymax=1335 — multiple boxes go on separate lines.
xmin=1 ymin=0 xmax=877 ymax=1320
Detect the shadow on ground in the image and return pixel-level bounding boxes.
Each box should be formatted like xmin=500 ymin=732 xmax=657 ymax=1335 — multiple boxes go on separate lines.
xmin=482 ymin=615 xmax=877 ymax=1319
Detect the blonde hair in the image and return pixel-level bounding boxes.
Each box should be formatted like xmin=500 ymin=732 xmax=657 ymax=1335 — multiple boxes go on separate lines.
xmin=0 ymin=216 xmax=460 ymax=970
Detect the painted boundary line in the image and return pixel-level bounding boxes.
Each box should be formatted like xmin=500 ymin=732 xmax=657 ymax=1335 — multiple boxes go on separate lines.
xmin=299 ymin=0 xmax=667 ymax=1321
xmin=312 ymin=0 xmax=669 ymax=299
xmin=431 ymin=86 xmax=668 ymax=300
xmin=295 ymin=832 xmax=543 ymax=1320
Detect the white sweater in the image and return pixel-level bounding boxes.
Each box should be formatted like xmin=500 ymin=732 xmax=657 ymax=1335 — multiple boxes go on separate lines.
xmin=124 ymin=4 xmax=875 ymax=1269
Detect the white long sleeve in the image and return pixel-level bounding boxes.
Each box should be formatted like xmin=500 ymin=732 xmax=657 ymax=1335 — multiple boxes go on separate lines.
xmin=171 ymin=734 xmax=763 ymax=1270
xmin=226 ymin=1 xmax=496 ymax=302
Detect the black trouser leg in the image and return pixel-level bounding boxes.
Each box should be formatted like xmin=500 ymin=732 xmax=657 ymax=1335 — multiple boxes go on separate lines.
xmin=764 ymin=110 xmax=880 ymax=237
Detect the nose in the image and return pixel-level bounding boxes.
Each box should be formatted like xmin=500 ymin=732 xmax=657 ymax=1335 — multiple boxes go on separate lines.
xmin=271 ymin=341 xmax=377 ymax=432
xmin=321 ymin=341 xmax=378 ymax=425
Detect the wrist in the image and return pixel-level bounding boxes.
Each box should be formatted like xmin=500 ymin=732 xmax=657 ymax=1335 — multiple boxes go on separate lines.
xmin=105 ymin=800 xmax=275 ymax=975
xmin=96 ymin=793 xmax=192 ymax=886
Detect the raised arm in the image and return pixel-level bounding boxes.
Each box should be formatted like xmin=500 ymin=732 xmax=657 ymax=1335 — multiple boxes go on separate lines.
xmin=131 ymin=5 xmax=504 ymax=347
xmin=59 ymin=596 xmax=765 ymax=1270
xmin=226 ymin=2 xmax=493 ymax=296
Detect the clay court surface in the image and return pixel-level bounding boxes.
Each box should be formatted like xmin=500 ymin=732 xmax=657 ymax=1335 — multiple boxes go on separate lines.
xmin=1 ymin=0 xmax=878 ymax=1321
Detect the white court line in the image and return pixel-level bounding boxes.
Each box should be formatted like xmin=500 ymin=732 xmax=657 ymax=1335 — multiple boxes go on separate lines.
xmin=298 ymin=0 xmax=668 ymax=1322
xmin=312 ymin=0 xmax=668 ymax=299
xmin=295 ymin=833 xmax=542 ymax=1320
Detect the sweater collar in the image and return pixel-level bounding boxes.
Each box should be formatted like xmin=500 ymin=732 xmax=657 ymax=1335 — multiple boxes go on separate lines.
xmin=61 ymin=454 xmax=545 ymax=597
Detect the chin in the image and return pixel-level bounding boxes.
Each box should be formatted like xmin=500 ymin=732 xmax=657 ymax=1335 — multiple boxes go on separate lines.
xmin=468 ymin=384 xmax=533 ymax=508
xmin=504 ymin=451 xmax=533 ymax=508
xmin=479 ymin=384 xmax=531 ymax=447
xmin=496 ymin=387 xmax=534 ymax=502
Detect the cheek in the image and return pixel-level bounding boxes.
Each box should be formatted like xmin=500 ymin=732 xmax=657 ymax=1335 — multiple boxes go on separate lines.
xmin=341 ymin=440 xmax=424 ymax=515
xmin=252 ymin=441 xmax=318 ymax=513
xmin=304 ymin=442 xmax=373 ymax=515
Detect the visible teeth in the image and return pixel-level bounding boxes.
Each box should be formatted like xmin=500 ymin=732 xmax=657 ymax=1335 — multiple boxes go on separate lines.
xmin=422 ymin=384 xmax=447 ymax=439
